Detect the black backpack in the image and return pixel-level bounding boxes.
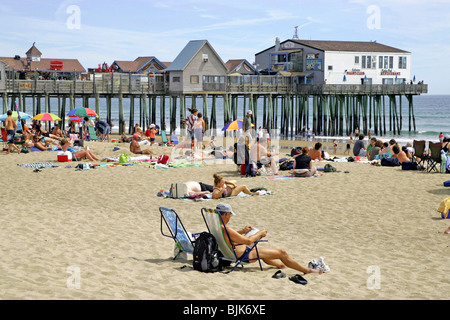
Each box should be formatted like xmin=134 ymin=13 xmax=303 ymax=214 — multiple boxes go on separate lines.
xmin=193 ymin=232 xmax=222 ymax=272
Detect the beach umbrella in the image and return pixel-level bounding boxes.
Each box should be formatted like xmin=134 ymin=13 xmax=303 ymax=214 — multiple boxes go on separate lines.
xmin=33 ymin=113 xmax=62 ymax=121
xmin=0 ymin=111 xmax=32 ymax=121
xmin=221 ymin=120 xmax=254 ymax=131
xmin=67 ymin=107 xmax=98 ymax=118
xmin=68 ymin=116 xmax=85 ymax=123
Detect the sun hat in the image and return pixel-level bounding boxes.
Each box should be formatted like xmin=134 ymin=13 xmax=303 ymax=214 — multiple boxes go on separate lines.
xmin=216 ymin=203 xmax=236 ymax=215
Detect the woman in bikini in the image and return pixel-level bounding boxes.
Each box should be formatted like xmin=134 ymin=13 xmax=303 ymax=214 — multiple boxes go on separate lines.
xmin=211 ymin=173 xmax=259 ymax=199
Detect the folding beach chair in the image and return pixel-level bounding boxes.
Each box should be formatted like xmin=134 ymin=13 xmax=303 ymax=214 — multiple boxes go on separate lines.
xmin=88 ymin=126 xmax=98 ymax=141
xmin=159 ymin=207 xmax=200 ymax=259
xmin=412 ymin=140 xmax=426 ymax=167
xmin=201 ymin=208 xmax=266 ymax=273
xmin=426 ymin=141 xmax=443 ymax=172
xmin=160 ymin=130 xmax=169 ymax=146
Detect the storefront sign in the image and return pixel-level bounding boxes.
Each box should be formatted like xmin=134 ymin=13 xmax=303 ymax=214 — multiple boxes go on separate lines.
xmin=381 ymin=71 xmax=400 ymax=76
xmin=346 ymin=71 xmax=365 ymax=75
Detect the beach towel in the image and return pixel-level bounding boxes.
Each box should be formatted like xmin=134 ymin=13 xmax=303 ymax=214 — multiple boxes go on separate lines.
xmin=264 ymin=174 xmax=317 ymax=181
xmin=18 ymin=162 xmax=60 ymax=169
xmin=30 ymin=146 xmax=59 ymax=152
xmin=156 ymin=190 xmax=272 ymax=201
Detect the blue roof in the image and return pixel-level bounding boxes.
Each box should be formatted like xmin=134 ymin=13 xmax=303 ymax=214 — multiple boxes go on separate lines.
xmin=165 ymin=40 xmax=208 ymax=71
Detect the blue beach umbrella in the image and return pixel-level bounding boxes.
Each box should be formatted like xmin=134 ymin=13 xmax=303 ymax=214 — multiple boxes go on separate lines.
xmin=0 ymin=111 xmax=32 ymax=121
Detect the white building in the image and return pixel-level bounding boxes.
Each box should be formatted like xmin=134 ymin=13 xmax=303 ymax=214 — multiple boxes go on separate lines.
xmin=255 ymin=39 xmax=412 ymax=85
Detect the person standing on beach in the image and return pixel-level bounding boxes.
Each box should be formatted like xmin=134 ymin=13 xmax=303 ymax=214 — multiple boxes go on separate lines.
xmin=243 ymin=110 xmax=253 ymax=139
xmin=178 ymin=107 xmax=198 ymax=149
xmin=5 ymin=110 xmax=21 ymax=154
xmin=333 ymin=139 xmax=338 ymax=155
xmin=193 ymin=113 xmax=205 ymax=151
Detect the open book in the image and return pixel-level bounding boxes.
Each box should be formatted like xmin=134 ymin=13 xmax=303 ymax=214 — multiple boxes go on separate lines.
xmin=244 ymin=228 xmax=259 ymax=237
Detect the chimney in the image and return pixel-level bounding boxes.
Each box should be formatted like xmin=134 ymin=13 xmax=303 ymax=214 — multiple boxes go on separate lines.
xmin=275 ymin=37 xmax=280 ymax=51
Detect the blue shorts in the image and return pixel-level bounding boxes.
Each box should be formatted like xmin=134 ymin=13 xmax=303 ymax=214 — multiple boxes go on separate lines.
xmin=7 ymin=130 xmax=15 ymax=144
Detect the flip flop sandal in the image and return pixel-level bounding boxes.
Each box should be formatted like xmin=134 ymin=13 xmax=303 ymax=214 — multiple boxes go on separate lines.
xmin=272 ymin=270 xmax=286 ymax=279
xmin=289 ymin=274 xmax=308 ymax=285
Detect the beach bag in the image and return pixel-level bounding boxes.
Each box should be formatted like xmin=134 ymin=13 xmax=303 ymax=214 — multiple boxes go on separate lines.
xmin=279 ymin=160 xmax=294 ymax=171
xmin=170 ymin=183 xmax=188 ymax=199
xmin=193 ymin=232 xmax=221 ymax=273
xmin=157 ymin=154 xmax=169 ymax=164
xmin=119 ymin=153 xmax=130 ymax=163
xmin=245 ymin=162 xmax=258 ymax=177
xmin=21 ymin=147 xmax=29 ymax=154
xmin=324 ymin=164 xmax=337 ymax=172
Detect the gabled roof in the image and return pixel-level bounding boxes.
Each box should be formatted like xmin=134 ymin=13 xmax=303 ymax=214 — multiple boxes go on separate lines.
xmin=292 ymin=39 xmax=410 ymax=53
xmin=225 ymin=59 xmax=259 ymax=74
xmin=26 ymin=43 xmax=42 ymax=56
xmin=112 ymin=56 xmax=167 ymax=73
xmin=165 ymin=40 xmax=227 ymax=72
xmin=256 ymin=39 xmax=410 ymax=55
xmin=0 ymin=57 xmax=85 ymax=72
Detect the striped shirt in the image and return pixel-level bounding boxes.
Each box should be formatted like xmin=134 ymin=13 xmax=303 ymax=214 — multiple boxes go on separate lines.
xmin=185 ymin=114 xmax=197 ymax=132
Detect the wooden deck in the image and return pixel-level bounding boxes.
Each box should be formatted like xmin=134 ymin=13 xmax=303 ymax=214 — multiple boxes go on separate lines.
xmin=1 ymin=74 xmax=427 ymax=96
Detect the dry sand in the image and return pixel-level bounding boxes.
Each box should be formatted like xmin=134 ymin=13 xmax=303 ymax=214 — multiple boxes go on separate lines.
xmin=0 ymin=136 xmax=449 ymax=300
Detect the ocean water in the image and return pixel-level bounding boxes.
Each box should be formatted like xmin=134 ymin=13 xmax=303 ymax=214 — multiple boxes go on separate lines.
xmin=2 ymin=94 xmax=449 ymax=145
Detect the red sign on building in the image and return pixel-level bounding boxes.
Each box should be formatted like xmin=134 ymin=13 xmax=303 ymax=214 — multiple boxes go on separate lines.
xmin=50 ymin=61 xmax=63 ymax=70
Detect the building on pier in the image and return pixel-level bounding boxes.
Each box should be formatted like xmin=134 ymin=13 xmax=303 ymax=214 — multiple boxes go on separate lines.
xmin=225 ymin=59 xmax=259 ymax=75
xmin=110 ymin=56 xmax=169 ymax=74
xmin=165 ymin=40 xmax=228 ymax=93
xmin=255 ymin=38 xmax=412 ymax=85
xmin=0 ymin=43 xmax=85 ymax=80
xmin=0 ymin=60 xmax=7 ymax=91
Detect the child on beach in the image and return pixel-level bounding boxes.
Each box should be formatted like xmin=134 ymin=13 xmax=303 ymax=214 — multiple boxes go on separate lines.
xmin=333 ymin=139 xmax=338 ymax=155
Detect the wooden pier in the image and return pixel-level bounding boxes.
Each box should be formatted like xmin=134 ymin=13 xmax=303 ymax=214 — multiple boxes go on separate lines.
xmin=0 ymin=73 xmax=428 ymax=137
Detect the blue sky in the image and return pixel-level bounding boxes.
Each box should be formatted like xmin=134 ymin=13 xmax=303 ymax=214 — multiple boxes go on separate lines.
xmin=0 ymin=0 xmax=449 ymax=94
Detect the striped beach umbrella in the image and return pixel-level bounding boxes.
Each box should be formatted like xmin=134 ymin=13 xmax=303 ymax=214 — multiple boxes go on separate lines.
xmin=221 ymin=120 xmax=254 ymax=131
xmin=33 ymin=113 xmax=62 ymax=121
xmin=67 ymin=107 xmax=98 ymax=118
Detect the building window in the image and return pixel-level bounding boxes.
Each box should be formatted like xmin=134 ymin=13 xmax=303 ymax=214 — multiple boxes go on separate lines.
xmin=355 ymin=56 xmax=359 ymax=64
xmin=190 ymin=75 xmax=199 ymax=84
xmin=389 ymin=56 xmax=394 ymax=69
xmin=399 ymin=56 xmax=407 ymax=69
xmin=328 ymin=65 xmax=333 ymax=71
xmin=361 ymin=56 xmax=376 ymax=69
xmin=172 ymin=76 xmax=180 ymax=83
xmin=379 ymin=56 xmax=383 ymax=69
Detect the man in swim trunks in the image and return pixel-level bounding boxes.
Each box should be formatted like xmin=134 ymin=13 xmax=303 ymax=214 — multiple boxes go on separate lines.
xmin=130 ymin=133 xmax=154 ymax=155
xmin=5 ymin=110 xmax=21 ymax=154
xmin=215 ymin=203 xmax=323 ymax=275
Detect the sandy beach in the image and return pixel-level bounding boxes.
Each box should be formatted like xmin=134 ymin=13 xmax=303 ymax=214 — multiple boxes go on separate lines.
xmin=0 ymin=136 xmax=449 ymax=300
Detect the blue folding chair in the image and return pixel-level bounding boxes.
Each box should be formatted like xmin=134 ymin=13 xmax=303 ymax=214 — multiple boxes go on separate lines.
xmin=201 ymin=208 xmax=267 ymax=273
xmin=160 ymin=207 xmax=200 ymax=259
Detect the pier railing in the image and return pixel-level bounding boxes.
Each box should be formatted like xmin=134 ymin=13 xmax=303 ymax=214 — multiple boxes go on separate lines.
xmin=4 ymin=73 xmax=167 ymax=95
xmin=3 ymin=74 xmax=427 ymax=96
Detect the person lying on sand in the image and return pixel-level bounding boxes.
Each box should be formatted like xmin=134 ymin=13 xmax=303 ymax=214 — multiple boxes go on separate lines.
xmin=60 ymin=138 xmax=99 ymax=161
xmin=215 ymin=202 xmax=324 ymax=275
xmin=184 ymin=181 xmax=214 ymax=195
xmin=212 ymin=173 xmax=259 ymax=199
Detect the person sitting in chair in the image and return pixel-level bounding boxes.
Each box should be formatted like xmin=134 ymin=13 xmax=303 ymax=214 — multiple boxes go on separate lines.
xmin=215 ymin=203 xmax=324 ymax=275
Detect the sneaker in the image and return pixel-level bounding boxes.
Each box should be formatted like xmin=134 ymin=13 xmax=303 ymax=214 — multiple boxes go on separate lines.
xmin=308 ymin=259 xmax=319 ymax=269
xmin=317 ymin=257 xmax=330 ymax=273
